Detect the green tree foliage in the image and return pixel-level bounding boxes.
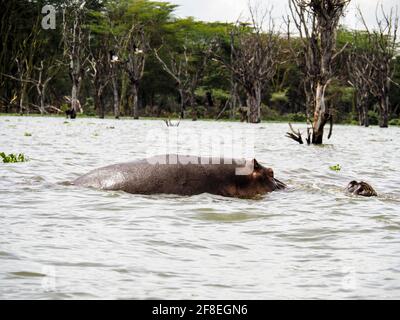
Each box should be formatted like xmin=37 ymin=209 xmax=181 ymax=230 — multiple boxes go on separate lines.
xmin=0 ymin=0 xmax=399 ymax=125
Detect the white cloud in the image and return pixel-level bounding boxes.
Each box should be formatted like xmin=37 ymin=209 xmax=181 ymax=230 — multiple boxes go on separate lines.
xmin=160 ymin=0 xmax=399 ymax=30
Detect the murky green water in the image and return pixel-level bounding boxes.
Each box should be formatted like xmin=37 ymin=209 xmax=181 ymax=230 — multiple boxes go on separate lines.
xmin=1 ymin=116 xmax=400 ymax=299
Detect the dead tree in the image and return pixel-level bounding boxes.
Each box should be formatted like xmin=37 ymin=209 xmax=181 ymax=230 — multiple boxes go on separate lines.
xmin=34 ymin=60 xmax=60 ymax=115
xmin=14 ymin=57 xmax=31 ymax=115
xmin=154 ymin=43 xmax=212 ymax=120
xmin=120 ymin=24 xmax=148 ymax=119
xmin=358 ymin=6 xmax=399 ymax=128
xmin=88 ymin=37 xmax=111 ymax=119
xmin=109 ymin=51 xmax=120 ymax=119
xmin=2 ymin=58 xmax=59 ymax=115
xmin=215 ymin=8 xmax=280 ymax=123
xmin=289 ymin=0 xmax=350 ymax=144
xmin=346 ymin=36 xmax=375 ymax=127
xmin=62 ymin=1 xmax=90 ymax=116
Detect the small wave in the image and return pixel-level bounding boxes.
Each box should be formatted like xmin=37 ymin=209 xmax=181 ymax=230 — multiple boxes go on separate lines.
xmin=192 ymin=211 xmax=263 ymax=222
xmin=9 ymin=271 xmax=46 ymax=278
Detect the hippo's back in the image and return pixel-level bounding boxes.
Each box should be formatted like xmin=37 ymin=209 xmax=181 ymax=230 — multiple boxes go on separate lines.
xmin=73 ymin=155 xmax=240 ymax=196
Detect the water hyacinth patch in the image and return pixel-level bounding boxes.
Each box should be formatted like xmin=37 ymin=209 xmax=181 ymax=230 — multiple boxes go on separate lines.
xmin=329 ymin=164 xmax=341 ymax=172
xmin=0 ymin=152 xmax=28 ymax=163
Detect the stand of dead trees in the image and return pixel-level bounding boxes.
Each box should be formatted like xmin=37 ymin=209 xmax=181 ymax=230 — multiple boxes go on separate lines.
xmin=214 ymin=8 xmax=280 ymax=123
xmin=356 ymin=6 xmax=399 ymax=128
xmin=62 ymin=1 xmax=90 ymax=117
xmin=121 ymin=24 xmax=148 ymax=119
xmin=154 ymin=42 xmax=213 ymax=120
xmin=2 ymin=0 xmax=400 ymax=129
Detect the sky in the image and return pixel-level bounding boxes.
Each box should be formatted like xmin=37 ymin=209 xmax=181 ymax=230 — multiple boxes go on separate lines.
xmin=158 ymin=0 xmax=399 ymax=31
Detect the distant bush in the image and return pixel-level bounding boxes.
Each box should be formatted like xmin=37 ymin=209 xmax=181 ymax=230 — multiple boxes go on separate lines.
xmin=60 ymin=103 xmax=69 ymax=112
xmin=83 ymin=98 xmax=96 ymax=117
xmin=368 ymin=111 xmax=379 ymax=125
xmin=270 ymin=90 xmax=289 ymax=104
xmin=287 ymin=112 xmax=307 ymax=122
xmin=261 ymin=106 xmax=280 ymax=121
xmin=389 ymin=119 xmax=400 ymax=126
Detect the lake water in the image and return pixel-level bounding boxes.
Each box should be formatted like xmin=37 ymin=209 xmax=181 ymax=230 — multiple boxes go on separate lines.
xmin=1 ymin=116 xmax=400 ymax=299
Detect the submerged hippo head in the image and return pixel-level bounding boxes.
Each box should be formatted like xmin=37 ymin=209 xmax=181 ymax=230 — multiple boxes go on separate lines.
xmin=346 ymin=181 xmax=377 ymax=197
xmin=233 ymin=159 xmax=286 ymax=197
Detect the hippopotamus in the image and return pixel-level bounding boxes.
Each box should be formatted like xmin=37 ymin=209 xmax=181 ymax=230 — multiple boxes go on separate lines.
xmin=346 ymin=181 xmax=377 ymax=197
xmin=72 ymin=155 xmax=286 ymax=198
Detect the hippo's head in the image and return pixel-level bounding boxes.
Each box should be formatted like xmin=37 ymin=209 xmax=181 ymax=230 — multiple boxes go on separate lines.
xmin=346 ymin=181 xmax=359 ymax=193
xmin=346 ymin=181 xmax=377 ymax=197
xmin=235 ymin=159 xmax=286 ymax=197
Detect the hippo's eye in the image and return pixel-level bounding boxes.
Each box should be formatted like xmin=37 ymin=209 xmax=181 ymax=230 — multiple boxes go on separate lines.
xmin=266 ymin=168 xmax=274 ymax=178
xmin=252 ymin=171 xmax=261 ymax=178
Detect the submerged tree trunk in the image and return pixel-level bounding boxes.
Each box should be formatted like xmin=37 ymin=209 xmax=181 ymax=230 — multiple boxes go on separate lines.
xmin=71 ymin=80 xmax=79 ymax=114
xmin=356 ymin=92 xmax=369 ymax=127
xmin=132 ymin=81 xmax=139 ymax=119
xmin=312 ymin=82 xmax=330 ymax=145
xmin=39 ymin=90 xmax=46 ymax=115
xmin=112 ymin=74 xmax=120 ymax=119
xmin=178 ymin=89 xmax=185 ymax=119
xmin=19 ymin=83 xmax=27 ymax=115
xmin=379 ymin=95 xmax=389 ymax=128
xmin=362 ymin=104 xmax=369 ymax=127
xmin=95 ymin=91 xmax=105 ymax=119
xmin=246 ymin=83 xmax=262 ymax=124
xmin=230 ymin=82 xmax=238 ymax=119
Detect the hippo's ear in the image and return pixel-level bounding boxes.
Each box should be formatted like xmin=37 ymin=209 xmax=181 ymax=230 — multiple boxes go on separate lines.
xmin=252 ymin=159 xmax=262 ymax=171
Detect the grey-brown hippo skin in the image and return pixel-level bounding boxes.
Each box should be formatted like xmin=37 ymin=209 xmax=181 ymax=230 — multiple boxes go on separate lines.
xmin=346 ymin=181 xmax=377 ymax=197
xmin=73 ymin=155 xmax=286 ymax=198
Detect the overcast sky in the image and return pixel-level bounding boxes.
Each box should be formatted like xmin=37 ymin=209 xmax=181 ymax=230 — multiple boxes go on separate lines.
xmin=159 ymin=0 xmax=399 ymax=30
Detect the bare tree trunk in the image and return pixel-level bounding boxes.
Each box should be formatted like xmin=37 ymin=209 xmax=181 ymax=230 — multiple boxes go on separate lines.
xmin=39 ymin=90 xmax=46 ymax=115
xmin=357 ymin=106 xmax=365 ymax=126
xmin=99 ymin=95 xmax=105 ymax=119
xmin=362 ymin=104 xmax=369 ymax=127
xmin=19 ymin=83 xmax=27 ymax=115
xmin=230 ymin=82 xmax=238 ymax=119
xmin=71 ymin=80 xmax=79 ymax=113
xmin=179 ymin=89 xmax=185 ymax=119
xmin=379 ymin=95 xmax=389 ymax=128
xmin=94 ymin=91 xmax=104 ymax=119
xmin=132 ymin=81 xmax=139 ymax=119
xmin=247 ymin=83 xmax=262 ymax=123
xmin=112 ymin=76 xmax=120 ymax=119
xmin=312 ymin=82 xmax=329 ymax=144
xmin=355 ymin=92 xmax=369 ymax=127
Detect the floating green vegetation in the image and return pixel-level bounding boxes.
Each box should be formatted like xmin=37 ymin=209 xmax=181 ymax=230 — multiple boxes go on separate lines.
xmin=0 ymin=152 xmax=28 ymax=163
xmin=329 ymin=164 xmax=341 ymax=172
xmin=64 ymin=121 xmax=70 ymax=124
xmin=24 ymin=132 xmax=32 ymax=137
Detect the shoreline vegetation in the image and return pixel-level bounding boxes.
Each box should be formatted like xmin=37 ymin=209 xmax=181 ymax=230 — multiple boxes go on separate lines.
xmin=1 ymin=0 xmax=399 ymax=142
xmin=1 ymin=112 xmax=400 ymax=126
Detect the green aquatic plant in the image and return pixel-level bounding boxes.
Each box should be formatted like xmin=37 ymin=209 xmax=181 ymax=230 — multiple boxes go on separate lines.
xmin=0 ymin=152 xmax=27 ymax=163
xmin=329 ymin=164 xmax=341 ymax=172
